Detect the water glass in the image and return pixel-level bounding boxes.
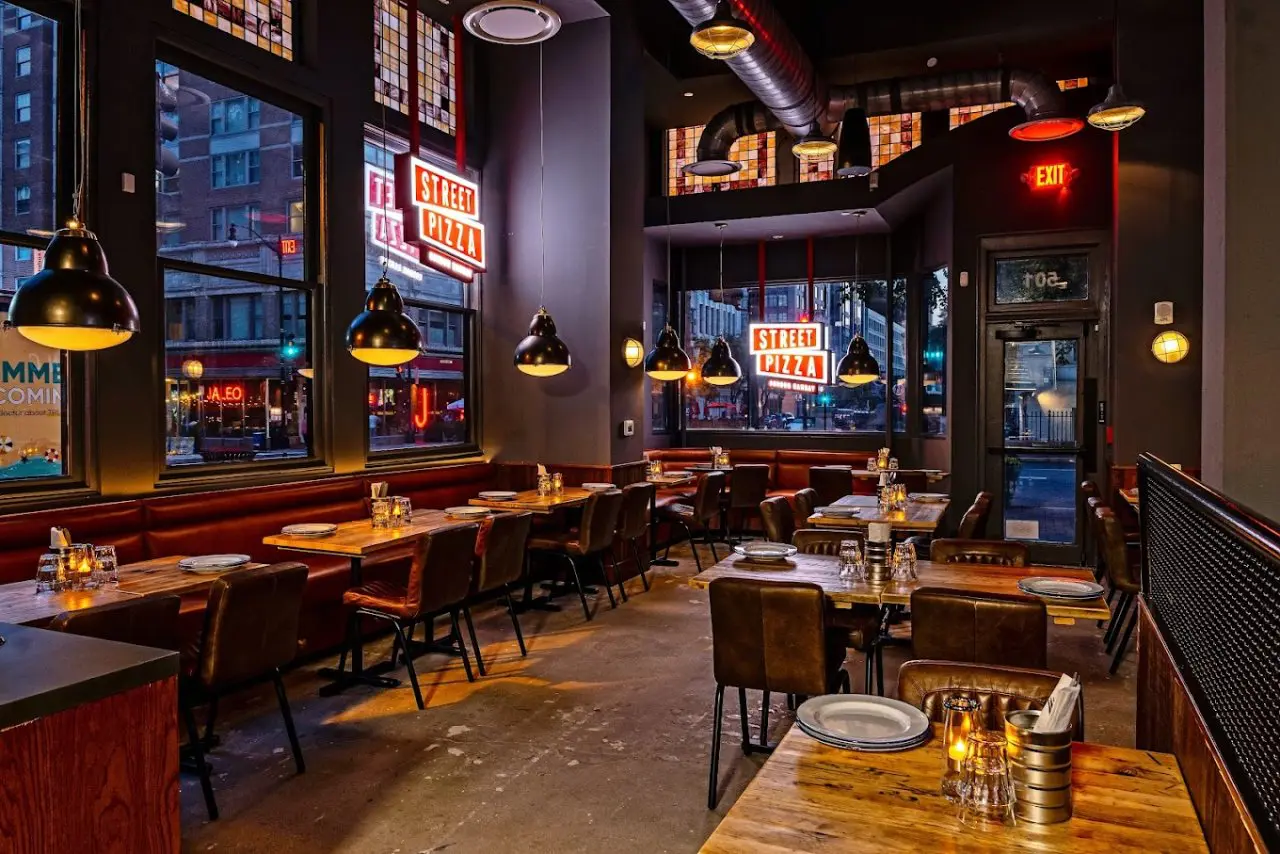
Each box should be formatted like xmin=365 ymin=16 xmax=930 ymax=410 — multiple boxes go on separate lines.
xmin=892 ymin=543 xmax=918 ymax=581
xmin=393 ymin=496 xmax=413 ymax=526
xmin=371 ymin=497 xmax=393 ymax=529
xmin=866 ymin=457 xmax=878 ymax=472
xmin=888 ymin=457 xmax=900 ymax=471
xmin=35 ymin=553 xmax=60 ymax=593
xmin=552 ymin=472 xmax=564 ymax=494
xmin=94 ymin=545 xmax=119 ymax=586
xmin=959 ymin=731 xmax=1016 ymax=825
xmin=838 ymin=540 xmax=865 ymax=583
xmin=537 ymin=473 xmax=552 ymax=497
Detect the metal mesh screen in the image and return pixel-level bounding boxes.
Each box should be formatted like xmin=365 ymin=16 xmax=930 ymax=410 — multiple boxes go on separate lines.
xmin=1140 ymin=456 xmax=1280 ymax=850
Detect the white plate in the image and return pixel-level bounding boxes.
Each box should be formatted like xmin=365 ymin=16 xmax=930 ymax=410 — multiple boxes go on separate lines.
xmin=797 ymin=721 xmax=930 ymax=753
xmin=814 ymin=506 xmax=860 ymax=519
xmin=445 ymin=506 xmax=490 ymax=518
xmin=281 ymin=523 xmax=337 ymax=537
xmin=1018 ymin=577 xmax=1106 ymax=600
xmin=582 ymin=482 xmax=616 ymax=491
xmin=910 ymin=493 xmax=949 ymax=503
xmin=477 ymin=491 xmax=518 ymax=501
xmin=797 ymin=695 xmax=931 ymax=746
xmin=179 ymin=554 xmax=251 ymax=572
xmin=733 ymin=543 xmax=798 ymax=562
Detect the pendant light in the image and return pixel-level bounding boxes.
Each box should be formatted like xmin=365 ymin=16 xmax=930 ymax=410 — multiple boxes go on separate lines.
xmin=4 ymin=0 xmax=139 ymax=351
xmin=348 ymin=39 xmax=422 ymax=368
xmin=1088 ymin=0 xmax=1146 ymax=131
xmin=689 ymin=0 xmax=755 ymax=60
xmin=836 ymin=211 xmax=880 ymax=386
xmin=701 ymin=223 xmax=741 ymax=387
xmin=792 ymin=129 xmax=838 ymax=159
xmin=644 ymin=188 xmax=692 ymax=381
xmin=514 ymin=43 xmax=571 ymax=377
xmin=835 ymin=107 xmax=873 ymax=178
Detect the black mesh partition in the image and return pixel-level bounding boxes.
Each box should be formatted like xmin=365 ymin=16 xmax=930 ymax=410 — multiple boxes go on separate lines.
xmin=1139 ymin=454 xmax=1280 ymax=851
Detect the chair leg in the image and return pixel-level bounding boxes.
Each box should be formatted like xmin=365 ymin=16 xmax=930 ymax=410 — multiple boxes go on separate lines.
xmin=450 ymin=610 xmax=475 ymax=682
xmin=875 ymin=644 xmax=885 ymax=696
xmin=1099 ymin=586 xmax=1117 ymax=628
xmin=632 ymin=539 xmax=651 ymax=592
xmin=1106 ymin=594 xmax=1132 ymax=650
xmin=504 ymin=584 xmax=528 ymax=657
xmin=1109 ymin=607 xmax=1139 ymax=675
xmin=182 ymin=702 xmax=218 ymax=821
xmin=610 ymin=552 xmax=629 ymax=603
xmin=598 ymin=554 xmax=618 ymax=610
xmin=759 ymin=691 xmax=770 ymax=748
xmin=864 ymin=647 xmax=875 ymax=694
xmin=462 ymin=606 xmax=486 ymax=677
xmin=388 ymin=619 xmax=424 ymax=709
xmin=738 ymin=687 xmax=751 ymax=755
xmin=335 ymin=611 xmax=356 ymax=675
xmin=203 ymin=695 xmax=219 ymax=747
xmin=680 ymin=522 xmax=703 ymax=573
xmin=839 ymin=668 xmax=852 ymax=694
xmin=271 ymin=668 xmax=305 ymax=774
xmin=565 ymin=556 xmax=593 ymax=621
xmin=708 ymin=684 xmax=726 ymax=810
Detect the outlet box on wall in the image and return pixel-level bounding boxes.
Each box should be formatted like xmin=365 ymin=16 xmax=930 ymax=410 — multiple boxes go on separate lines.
xmin=620 ymin=419 xmax=635 ymax=438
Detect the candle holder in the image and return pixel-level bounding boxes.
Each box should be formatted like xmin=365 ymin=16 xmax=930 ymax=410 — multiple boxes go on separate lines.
xmin=1006 ymin=709 xmax=1073 ymax=824
xmin=552 ymin=472 xmax=564 ymax=494
xmin=537 ymin=473 xmax=552 ymax=497
xmin=371 ymin=497 xmax=393 ymax=529
xmin=393 ymin=496 xmax=413 ymax=525
xmin=942 ymin=697 xmax=980 ymax=802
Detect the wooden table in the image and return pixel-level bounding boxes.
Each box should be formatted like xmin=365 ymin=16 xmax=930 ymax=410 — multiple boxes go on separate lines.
xmin=1121 ymin=488 xmax=1140 ymax=510
xmin=850 ymin=468 xmax=948 ymax=484
xmin=468 ymin=487 xmax=592 ymax=514
xmin=807 ymin=494 xmax=950 ymax=534
xmin=688 ymin=552 xmax=1109 ymax=624
xmin=648 ymin=474 xmax=696 ymax=565
xmin=0 ymin=556 xmax=266 ymax=627
xmin=701 ymin=724 xmax=1208 ymax=853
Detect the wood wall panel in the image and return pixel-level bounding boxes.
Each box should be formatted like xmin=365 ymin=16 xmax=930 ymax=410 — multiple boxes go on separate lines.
xmin=0 ymin=677 xmax=180 ymax=854
xmin=1137 ymin=604 xmax=1266 ymax=853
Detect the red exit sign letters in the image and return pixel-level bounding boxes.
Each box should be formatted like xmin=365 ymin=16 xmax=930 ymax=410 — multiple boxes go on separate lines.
xmin=1022 ymin=161 xmax=1080 ymax=190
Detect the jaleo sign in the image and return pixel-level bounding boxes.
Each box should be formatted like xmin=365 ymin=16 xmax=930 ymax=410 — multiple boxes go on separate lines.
xmin=395 ymin=153 xmax=486 ymax=282
xmin=748 ymin=322 xmax=830 ymax=385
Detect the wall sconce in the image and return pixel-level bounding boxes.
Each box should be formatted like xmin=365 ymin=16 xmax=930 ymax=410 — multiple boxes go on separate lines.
xmin=1151 ymin=301 xmax=1190 ymax=364
xmin=181 ymin=358 xmax=204 ymax=380
xmin=622 ymin=337 xmax=644 ymax=368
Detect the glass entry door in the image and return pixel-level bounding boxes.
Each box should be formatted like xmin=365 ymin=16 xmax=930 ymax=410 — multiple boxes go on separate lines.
xmin=984 ymin=322 xmax=1097 ymax=564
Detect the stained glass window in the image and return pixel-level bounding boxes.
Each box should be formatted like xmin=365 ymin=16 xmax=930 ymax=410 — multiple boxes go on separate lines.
xmin=1057 ymin=77 xmax=1089 ymax=91
xmin=171 ymin=1 xmax=292 ymax=60
xmin=869 ymin=112 xmax=920 ymax=169
xmin=798 ymin=152 xmax=834 ymax=183
xmin=374 ymin=0 xmax=455 ymax=136
xmin=667 ymin=125 xmax=776 ymax=196
xmin=948 ymin=79 xmax=1092 ymax=130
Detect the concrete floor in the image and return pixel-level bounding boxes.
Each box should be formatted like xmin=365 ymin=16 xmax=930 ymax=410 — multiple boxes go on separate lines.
xmin=181 ymin=545 xmax=1137 ymax=853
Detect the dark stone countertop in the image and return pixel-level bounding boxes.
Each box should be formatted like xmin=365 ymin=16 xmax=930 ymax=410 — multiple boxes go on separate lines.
xmin=0 ymin=622 xmax=178 ymax=731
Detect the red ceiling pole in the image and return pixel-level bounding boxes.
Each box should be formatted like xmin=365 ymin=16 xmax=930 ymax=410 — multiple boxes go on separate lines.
xmin=407 ymin=0 xmax=420 ymax=154
xmin=453 ymin=14 xmax=465 ymax=172
xmin=757 ymin=240 xmax=767 ymax=321
xmin=806 ymin=236 xmax=815 ymax=321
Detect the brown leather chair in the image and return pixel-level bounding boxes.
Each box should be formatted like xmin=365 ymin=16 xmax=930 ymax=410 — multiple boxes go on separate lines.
xmin=759 ymin=496 xmax=794 ymax=544
xmin=616 ymin=482 xmax=656 ymax=594
xmin=929 ymin=538 xmax=1028 ymax=567
xmin=658 ymin=471 xmax=725 ymax=573
xmin=186 ymin=562 xmax=310 ymax=820
xmin=955 ymin=492 xmax=993 ymax=539
xmin=790 ymin=528 xmax=881 ymax=693
xmin=898 ymin=659 xmax=1084 ymax=739
xmin=910 ymin=587 xmax=1047 ymax=669
xmin=343 ymin=524 xmax=480 ymax=707
xmin=792 ymin=528 xmax=863 ymax=555
xmin=792 ymin=487 xmax=818 ymax=531
xmin=809 ymin=466 xmax=854 ymax=507
xmin=529 ymin=489 xmax=625 ymax=620
xmin=707 ymin=577 xmax=848 ymax=808
xmin=467 ymin=511 xmax=534 ymax=675
xmin=49 ymin=595 xmax=182 ymax=651
xmin=726 ymin=464 xmax=771 ymax=543
xmin=1096 ymin=507 xmax=1141 ymax=674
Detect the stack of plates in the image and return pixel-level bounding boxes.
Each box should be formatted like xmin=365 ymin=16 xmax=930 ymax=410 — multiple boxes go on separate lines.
xmin=1017 ymin=577 xmax=1105 ymax=600
xmin=583 ymin=482 xmax=616 ymax=491
xmin=179 ymin=554 xmax=250 ymax=573
xmin=478 ymin=491 xmax=517 ymax=501
xmin=814 ymin=505 xmax=860 ymax=519
xmin=445 ymin=506 xmax=490 ymax=519
xmin=281 ymin=523 xmax=337 ymax=538
xmin=796 ymin=695 xmax=931 ymax=752
xmin=733 ymin=542 xmax=798 ymax=562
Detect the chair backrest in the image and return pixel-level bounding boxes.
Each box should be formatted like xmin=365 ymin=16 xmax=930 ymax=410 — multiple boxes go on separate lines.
xmin=617 ymin=482 xmax=655 ymax=540
xmin=1095 ymin=507 xmax=1139 ymax=594
xmin=894 ymin=471 xmax=929 ymax=494
xmin=693 ymin=471 xmax=726 ymax=524
xmin=709 ymin=577 xmax=833 ymax=696
xmin=198 ymin=562 xmax=309 ymax=690
xmin=729 ymin=464 xmax=771 ymax=510
xmin=759 ymin=496 xmax=794 ymax=544
xmin=956 ymin=493 xmax=992 ymax=539
xmin=897 ymin=659 xmax=1084 ymax=740
xmin=408 ymin=523 xmax=480 ymax=617
xmin=809 ymin=466 xmax=853 ymax=507
xmin=792 ymin=488 xmax=818 ymax=529
xmin=909 ymin=587 xmax=1047 ymax=669
xmin=793 ymin=528 xmax=862 ymax=556
xmin=929 ymin=538 xmax=1029 ymax=567
xmin=577 ymin=489 xmax=625 ymax=554
xmin=1080 ymin=479 xmax=1099 ymax=501
xmin=49 ymin=595 xmax=182 ymax=651
xmin=476 ymin=512 xmax=533 ymax=593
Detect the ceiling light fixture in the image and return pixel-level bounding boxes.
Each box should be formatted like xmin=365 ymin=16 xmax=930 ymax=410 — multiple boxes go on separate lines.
xmin=701 ymin=223 xmax=742 ymax=387
xmin=792 ymin=129 xmax=838 ymax=159
xmin=4 ymin=0 xmax=139 ymax=351
xmin=644 ymin=185 xmax=692 ymax=382
xmin=835 ymin=107 xmax=872 ymax=177
xmin=514 ymin=43 xmax=571 ymax=377
xmin=683 ymin=91 xmax=694 ymax=97
xmin=1009 ymin=115 xmax=1086 ymax=142
xmin=1089 ymin=0 xmax=1145 ymax=131
xmin=836 ymin=211 xmax=881 ymax=386
xmin=463 ymin=1 xmax=561 ymax=45
xmin=689 ymin=0 xmax=755 ymax=60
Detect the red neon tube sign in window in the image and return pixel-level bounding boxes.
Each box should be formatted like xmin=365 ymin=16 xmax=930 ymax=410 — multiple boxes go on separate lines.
xmin=412 ymin=385 xmax=430 ymax=430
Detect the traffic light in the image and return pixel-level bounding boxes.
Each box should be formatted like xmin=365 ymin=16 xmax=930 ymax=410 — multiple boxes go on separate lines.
xmin=281 ymin=335 xmax=301 ymax=361
xmin=156 ymin=69 xmax=180 ymax=181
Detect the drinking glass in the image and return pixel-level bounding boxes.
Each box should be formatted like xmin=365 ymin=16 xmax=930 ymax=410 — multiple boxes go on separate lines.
xmin=941 ymin=697 xmax=980 ymax=802
xmin=35 ymin=553 xmax=60 ymax=593
xmin=371 ymin=497 xmax=393 ymax=529
xmin=537 ymin=473 xmax=552 ymax=497
xmin=94 ymin=545 xmax=119 ymax=586
xmin=838 ymin=540 xmax=865 ymax=583
xmin=959 ymin=730 xmax=1016 ymax=824
xmin=867 ymin=457 xmax=878 ymax=472
xmin=552 ymin=472 xmax=564 ymax=494
xmin=898 ymin=541 xmax=917 ymax=579
xmin=888 ymin=457 xmax=900 ymax=471
xmin=69 ymin=544 xmax=95 ymax=590
xmin=393 ymin=496 xmax=413 ymax=524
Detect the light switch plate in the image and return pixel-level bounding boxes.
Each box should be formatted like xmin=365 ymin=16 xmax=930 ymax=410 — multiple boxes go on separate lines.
xmin=121 ymin=172 xmax=136 ymax=193
xmin=621 ymin=419 xmax=635 ymax=438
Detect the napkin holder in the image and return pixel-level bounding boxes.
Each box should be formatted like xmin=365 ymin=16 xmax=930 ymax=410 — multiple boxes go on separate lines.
xmin=1005 ymin=710 xmax=1072 ymax=824
xmin=865 ymin=522 xmax=892 ymax=584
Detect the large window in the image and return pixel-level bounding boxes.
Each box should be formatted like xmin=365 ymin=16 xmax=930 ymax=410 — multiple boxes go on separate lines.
xmin=921 ymin=267 xmax=948 ymax=435
xmin=667 ymin=125 xmax=776 ymax=196
xmin=157 ymin=61 xmax=313 ymax=470
xmin=373 ymin=0 xmax=456 ymax=136
xmin=171 ymin=0 xmax=294 ymax=61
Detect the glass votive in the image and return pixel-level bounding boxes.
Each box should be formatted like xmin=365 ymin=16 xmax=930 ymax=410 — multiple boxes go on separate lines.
xmin=70 ymin=544 xmax=96 ymax=590
xmin=393 ymin=496 xmax=413 ymax=525
xmin=838 ymin=539 xmax=863 ymax=583
xmin=537 ymin=473 xmax=552 ymax=497
xmin=35 ymin=553 xmax=60 ymax=593
xmin=371 ymin=497 xmax=393 ymax=529
xmin=94 ymin=545 xmax=119 ymax=586
xmin=888 ymin=456 xmax=900 ymax=471
xmin=942 ymin=696 xmax=980 ymax=802
xmin=552 ymin=472 xmax=564 ymax=494
xmin=960 ymin=730 xmax=1016 ymax=824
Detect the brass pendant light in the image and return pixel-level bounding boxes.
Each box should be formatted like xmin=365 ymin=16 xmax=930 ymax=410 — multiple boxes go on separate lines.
xmin=836 ymin=211 xmax=880 ymax=386
xmin=1089 ymin=0 xmax=1146 ymax=131
xmin=689 ymin=0 xmax=755 ymax=60
xmin=701 ymin=223 xmax=741 ymax=387
xmin=835 ymin=107 xmax=873 ymax=178
xmin=644 ymin=185 xmax=691 ymax=381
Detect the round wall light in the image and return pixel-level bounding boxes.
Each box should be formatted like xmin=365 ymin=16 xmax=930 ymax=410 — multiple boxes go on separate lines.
xmin=1151 ymin=330 xmax=1190 ymax=364
xmin=181 ymin=358 xmax=204 ymax=380
xmin=622 ymin=337 xmax=644 ymax=368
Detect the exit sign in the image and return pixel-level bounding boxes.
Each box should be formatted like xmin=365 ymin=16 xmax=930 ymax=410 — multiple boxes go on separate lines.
xmin=1022 ymin=161 xmax=1079 ymax=190
xmin=279 ymin=236 xmax=301 ymax=256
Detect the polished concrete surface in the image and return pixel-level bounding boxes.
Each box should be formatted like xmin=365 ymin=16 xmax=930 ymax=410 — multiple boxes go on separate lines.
xmin=181 ymin=545 xmax=1137 ymax=852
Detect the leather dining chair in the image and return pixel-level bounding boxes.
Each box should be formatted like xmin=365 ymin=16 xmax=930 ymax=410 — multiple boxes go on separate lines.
xmin=910 ymin=587 xmax=1047 ymax=670
xmin=528 ymin=489 xmax=626 ymax=620
xmin=792 ymin=488 xmax=818 ymax=531
xmin=956 ymin=492 xmax=993 ymax=539
xmin=49 ymin=594 xmax=182 ymax=650
xmin=897 ymin=659 xmax=1084 ymax=740
xmin=1096 ymin=507 xmax=1141 ymax=674
xmin=658 ymin=471 xmax=726 ymax=574
xmin=809 ymin=466 xmax=854 ymax=507
xmin=726 ymin=464 xmax=771 ymax=544
xmin=929 ymin=538 xmax=1029 ymax=567
xmin=616 ymin=482 xmax=656 ymax=594
xmin=759 ymin=495 xmax=795 ymax=544
xmin=185 ymin=562 xmax=310 ymax=820
xmin=342 ymin=524 xmax=480 ymax=707
xmin=707 ymin=577 xmax=849 ymax=809
xmin=467 ymin=511 xmax=534 ymax=675
xmin=792 ymin=528 xmax=862 ymax=555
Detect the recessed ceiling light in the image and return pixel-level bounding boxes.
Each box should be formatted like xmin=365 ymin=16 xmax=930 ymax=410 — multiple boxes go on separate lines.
xmin=463 ymin=2 xmax=561 ymax=45
xmin=926 ymin=56 xmax=938 ymax=68
xmin=840 ymin=210 xmax=853 ymax=216
xmin=683 ymin=91 xmax=694 ymax=97
xmin=772 ymin=234 xmax=785 ymax=240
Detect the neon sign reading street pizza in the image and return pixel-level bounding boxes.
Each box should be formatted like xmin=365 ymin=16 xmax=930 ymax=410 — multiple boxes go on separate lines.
xmin=749 ymin=322 xmax=831 ymax=385
xmin=395 ymin=153 xmax=486 ymax=278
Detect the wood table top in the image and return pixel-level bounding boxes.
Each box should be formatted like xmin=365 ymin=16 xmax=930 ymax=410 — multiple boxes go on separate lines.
xmin=468 ymin=488 xmax=592 ymax=515
xmin=701 ymin=724 xmax=1208 ymax=853
xmin=1121 ymin=488 xmax=1140 ymax=508
xmin=849 ymin=469 xmax=948 ymax=482
xmin=648 ymin=473 xmax=697 ymax=487
xmin=688 ymin=553 xmax=1110 ymax=621
xmin=808 ymin=494 xmax=950 ymax=533
xmin=0 ymin=556 xmax=266 ymax=627
xmin=262 ymin=510 xmax=479 ymax=557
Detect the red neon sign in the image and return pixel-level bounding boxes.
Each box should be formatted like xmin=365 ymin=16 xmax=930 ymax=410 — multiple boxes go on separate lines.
xmin=412 ymin=385 xmax=430 ymax=430
xmin=1022 ymin=161 xmax=1079 ymax=190
xmin=394 ymin=152 xmax=486 ymax=275
xmin=757 ymin=352 xmax=831 ymax=384
xmin=204 ymin=383 xmax=245 ymax=404
xmin=279 ymin=236 xmax=300 ymax=256
xmin=749 ymin=323 xmax=824 ymax=354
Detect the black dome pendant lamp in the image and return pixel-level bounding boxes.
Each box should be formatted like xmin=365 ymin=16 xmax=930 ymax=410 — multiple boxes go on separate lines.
xmin=644 ymin=182 xmax=691 ymax=382
xmin=836 ymin=211 xmax=880 ymax=386
xmin=514 ymin=43 xmax=571 ymax=378
xmin=5 ymin=0 xmax=139 ymax=351
xmin=701 ymin=223 xmax=741 ymax=387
